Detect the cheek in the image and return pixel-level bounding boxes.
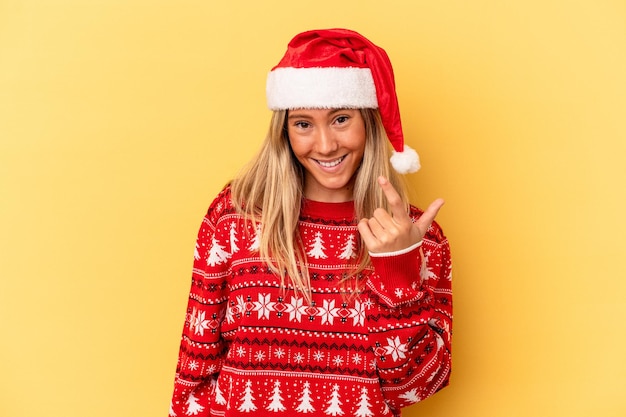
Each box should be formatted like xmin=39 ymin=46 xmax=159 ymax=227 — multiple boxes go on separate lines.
xmin=351 ymin=130 xmax=367 ymax=154
xmin=287 ymin=136 xmax=299 ymax=154
xmin=287 ymin=136 xmax=308 ymax=159
xmin=350 ymin=120 xmax=367 ymax=149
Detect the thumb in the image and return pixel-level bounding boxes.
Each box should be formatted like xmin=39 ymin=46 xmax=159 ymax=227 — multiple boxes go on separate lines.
xmin=416 ymin=198 xmax=445 ymax=237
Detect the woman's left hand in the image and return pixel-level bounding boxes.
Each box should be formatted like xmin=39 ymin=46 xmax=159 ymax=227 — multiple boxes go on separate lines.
xmin=358 ymin=176 xmax=444 ymax=253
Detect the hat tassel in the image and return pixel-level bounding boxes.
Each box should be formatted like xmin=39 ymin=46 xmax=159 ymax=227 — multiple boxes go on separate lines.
xmin=390 ymin=145 xmax=421 ymax=174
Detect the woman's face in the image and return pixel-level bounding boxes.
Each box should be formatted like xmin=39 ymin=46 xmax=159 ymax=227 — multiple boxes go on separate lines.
xmin=287 ymin=108 xmax=366 ymax=202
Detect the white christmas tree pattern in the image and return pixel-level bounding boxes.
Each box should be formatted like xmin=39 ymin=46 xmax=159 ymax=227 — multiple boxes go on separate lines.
xmin=296 ymin=381 xmax=315 ymax=413
xmin=169 ymin=401 xmax=177 ymax=417
xmin=194 ymin=240 xmax=200 ymax=260
xmin=229 ymin=222 xmax=239 ymax=254
xmin=420 ymin=249 xmax=440 ymax=282
xmin=398 ymin=388 xmax=421 ymax=404
xmin=338 ymin=234 xmax=357 ymax=260
xmin=214 ymin=379 xmax=226 ymax=405
xmin=248 ymin=224 xmax=261 ymax=251
xmin=185 ymin=392 xmax=204 ymax=416
xmin=307 ymin=231 xmax=328 ymax=259
xmin=207 ymin=236 xmax=231 ymax=266
xmin=423 ymin=338 xmax=446 ymax=384
xmin=354 ymin=387 xmax=374 ymax=417
xmin=266 ymin=380 xmax=286 ymax=412
xmin=238 ymin=380 xmax=257 ymax=412
xmin=324 ymin=384 xmax=344 ymax=416
xmin=425 ymin=363 xmax=441 ymax=384
xmin=227 ymin=376 xmax=234 ymax=409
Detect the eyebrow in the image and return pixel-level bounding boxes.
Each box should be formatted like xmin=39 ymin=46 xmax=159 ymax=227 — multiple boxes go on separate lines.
xmin=287 ymin=109 xmax=347 ymax=119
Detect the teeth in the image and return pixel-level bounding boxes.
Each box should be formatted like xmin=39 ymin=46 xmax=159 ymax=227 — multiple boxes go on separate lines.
xmin=317 ymin=156 xmax=344 ymax=168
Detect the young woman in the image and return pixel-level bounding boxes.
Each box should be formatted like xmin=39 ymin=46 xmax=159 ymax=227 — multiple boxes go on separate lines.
xmin=169 ymin=28 xmax=452 ymax=417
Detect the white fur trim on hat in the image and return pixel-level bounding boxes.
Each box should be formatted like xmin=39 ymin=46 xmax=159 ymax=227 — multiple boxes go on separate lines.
xmin=390 ymin=144 xmax=420 ymax=174
xmin=266 ymin=67 xmax=378 ymax=110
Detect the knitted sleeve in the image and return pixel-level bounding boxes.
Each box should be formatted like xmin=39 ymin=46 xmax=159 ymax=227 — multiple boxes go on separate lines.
xmin=169 ymin=188 xmax=232 ymax=417
xmin=365 ymin=211 xmax=452 ymax=413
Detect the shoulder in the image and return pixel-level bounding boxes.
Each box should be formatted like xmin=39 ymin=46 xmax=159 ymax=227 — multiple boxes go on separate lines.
xmin=204 ymin=183 xmax=237 ymax=224
xmin=409 ymin=204 xmax=447 ymax=244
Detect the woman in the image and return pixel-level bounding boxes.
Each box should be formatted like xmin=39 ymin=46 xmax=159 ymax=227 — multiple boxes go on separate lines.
xmin=169 ymin=28 xmax=452 ymax=417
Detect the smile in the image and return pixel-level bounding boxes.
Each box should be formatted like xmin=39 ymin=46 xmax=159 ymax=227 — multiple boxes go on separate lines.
xmin=315 ymin=156 xmax=346 ymax=168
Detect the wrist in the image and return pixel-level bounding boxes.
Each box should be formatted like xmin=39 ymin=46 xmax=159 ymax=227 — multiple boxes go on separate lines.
xmin=368 ymin=240 xmax=422 ymax=258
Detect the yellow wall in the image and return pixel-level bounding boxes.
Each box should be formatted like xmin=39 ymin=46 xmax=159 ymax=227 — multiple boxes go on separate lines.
xmin=1 ymin=1 xmax=625 ymax=416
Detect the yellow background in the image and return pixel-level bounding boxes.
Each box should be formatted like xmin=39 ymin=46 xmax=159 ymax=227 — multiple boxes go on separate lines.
xmin=1 ymin=1 xmax=625 ymax=416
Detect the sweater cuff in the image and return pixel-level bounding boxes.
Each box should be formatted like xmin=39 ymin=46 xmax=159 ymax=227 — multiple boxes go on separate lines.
xmin=369 ymin=240 xmax=422 ymax=258
xmin=369 ymin=243 xmax=423 ymax=291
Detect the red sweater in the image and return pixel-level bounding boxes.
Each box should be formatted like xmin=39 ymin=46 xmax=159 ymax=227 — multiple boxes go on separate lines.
xmin=170 ymin=186 xmax=452 ymax=417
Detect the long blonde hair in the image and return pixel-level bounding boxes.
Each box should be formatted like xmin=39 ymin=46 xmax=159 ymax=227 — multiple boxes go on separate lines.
xmin=230 ymin=108 xmax=409 ymax=301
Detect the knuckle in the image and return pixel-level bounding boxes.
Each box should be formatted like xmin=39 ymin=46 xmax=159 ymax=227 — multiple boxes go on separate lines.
xmin=378 ymin=234 xmax=391 ymax=245
xmin=373 ymin=208 xmax=387 ymax=217
xmin=387 ymin=194 xmax=401 ymax=205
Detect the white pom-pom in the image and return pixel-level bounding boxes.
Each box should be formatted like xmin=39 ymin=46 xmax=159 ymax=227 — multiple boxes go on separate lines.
xmin=390 ymin=145 xmax=420 ymax=174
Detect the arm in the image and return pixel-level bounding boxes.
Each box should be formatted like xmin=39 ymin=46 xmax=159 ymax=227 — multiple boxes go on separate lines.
xmin=170 ymin=188 xmax=232 ymax=417
xmin=366 ymin=226 xmax=452 ymax=412
xmin=358 ymin=177 xmax=452 ymax=412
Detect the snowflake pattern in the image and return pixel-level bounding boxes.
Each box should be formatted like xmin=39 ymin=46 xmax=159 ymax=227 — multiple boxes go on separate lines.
xmin=274 ymin=348 xmax=286 ymax=359
xmin=332 ymin=355 xmax=345 ymax=367
xmin=384 ymin=336 xmax=408 ymax=361
xmin=225 ymin=302 xmax=235 ymax=324
xmin=349 ymin=300 xmax=366 ymax=326
xmin=171 ymin=197 xmax=453 ymax=417
xmin=190 ymin=308 xmax=211 ymax=336
xmin=252 ymin=293 xmax=275 ymax=320
xmin=236 ymin=346 xmax=246 ymax=357
xmin=285 ymin=296 xmax=307 ymax=323
xmin=318 ymin=299 xmax=340 ymax=325
xmin=187 ymin=360 xmax=199 ymax=371
xmin=221 ymin=293 xmax=369 ymax=327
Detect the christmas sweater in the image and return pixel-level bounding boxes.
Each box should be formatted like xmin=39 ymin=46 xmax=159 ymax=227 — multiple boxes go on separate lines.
xmin=170 ymin=186 xmax=452 ymax=417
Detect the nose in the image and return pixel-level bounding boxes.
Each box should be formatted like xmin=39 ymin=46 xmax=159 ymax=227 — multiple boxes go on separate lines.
xmin=316 ymin=126 xmax=338 ymax=155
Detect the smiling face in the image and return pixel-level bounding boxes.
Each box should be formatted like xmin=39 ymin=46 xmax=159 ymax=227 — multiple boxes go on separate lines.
xmin=287 ymin=108 xmax=366 ymax=202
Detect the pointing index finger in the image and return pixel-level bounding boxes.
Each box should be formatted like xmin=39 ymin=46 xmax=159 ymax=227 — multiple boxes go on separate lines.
xmin=377 ymin=176 xmax=410 ymax=221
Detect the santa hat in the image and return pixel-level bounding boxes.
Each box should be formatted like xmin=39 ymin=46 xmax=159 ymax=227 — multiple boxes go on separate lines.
xmin=266 ymin=28 xmax=420 ymax=174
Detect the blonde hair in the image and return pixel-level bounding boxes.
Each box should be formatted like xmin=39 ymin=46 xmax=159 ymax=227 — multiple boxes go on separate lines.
xmin=230 ymin=108 xmax=409 ymax=301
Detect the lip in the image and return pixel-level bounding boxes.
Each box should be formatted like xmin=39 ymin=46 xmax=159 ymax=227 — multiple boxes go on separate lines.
xmin=314 ymin=155 xmax=346 ymax=169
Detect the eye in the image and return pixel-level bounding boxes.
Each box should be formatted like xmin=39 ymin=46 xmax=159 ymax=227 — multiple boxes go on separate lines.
xmin=294 ymin=121 xmax=311 ymax=129
xmin=334 ymin=115 xmax=350 ymax=125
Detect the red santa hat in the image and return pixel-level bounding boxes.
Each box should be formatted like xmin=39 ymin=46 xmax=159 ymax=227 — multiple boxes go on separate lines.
xmin=266 ymin=28 xmax=420 ymax=174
